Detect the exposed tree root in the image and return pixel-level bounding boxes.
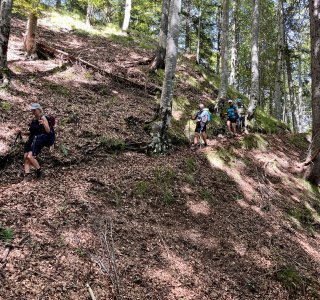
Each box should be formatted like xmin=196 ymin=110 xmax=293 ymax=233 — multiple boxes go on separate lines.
xmin=36 ymin=42 xmax=161 ymax=95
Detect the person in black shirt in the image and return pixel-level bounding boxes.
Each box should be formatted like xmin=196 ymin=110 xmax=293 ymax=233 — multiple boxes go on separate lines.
xmin=23 ymin=103 xmax=50 ymax=181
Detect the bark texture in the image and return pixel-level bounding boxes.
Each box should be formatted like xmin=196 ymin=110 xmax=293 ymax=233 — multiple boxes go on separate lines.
xmin=149 ymin=0 xmax=181 ymax=154
xmin=150 ymin=0 xmax=170 ymax=71
xmin=247 ymin=0 xmax=260 ymax=120
xmin=86 ymin=2 xmax=92 ymax=29
xmin=196 ymin=7 xmax=201 ymax=64
xmin=217 ymin=0 xmax=230 ymax=100
xmin=229 ymin=0 xmax=239 ymax=88
xmin=306 ymin=0 xmax=320 ymax=184
xmin=24 ymin=13 xmax=38 ymax=59
xmin=122 ymin=0 xmax=132 ymax=32
xmin=0 ymin=0 xmax=13 ymax=86
xmin=274 ymin=0 xmax=284 ymax=120
xmin=56 ymin=0 xmax=61 ymax=8
xmin=185 ymin=0 xmax=191 ymax=52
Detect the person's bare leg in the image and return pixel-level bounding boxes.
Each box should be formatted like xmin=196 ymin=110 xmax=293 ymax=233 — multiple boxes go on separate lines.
xmin=27 ymin=152 xmax=40 ymax=170
xmin=232 ymin=123 xmax=236 ymax=135
xmin=202 ymin=132 xmax=208 ymax=145
xmin=193 ymin=132 xmax=199 ymax=145
xmin=227 ymin=120 xmax=232 ymax=133
xmin=24 ymin=153 xmax=31 ymax=174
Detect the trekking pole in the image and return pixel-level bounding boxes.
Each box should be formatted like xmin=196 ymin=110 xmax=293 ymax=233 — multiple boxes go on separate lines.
xmin=13 ymin=131 xmax=22 ymax=146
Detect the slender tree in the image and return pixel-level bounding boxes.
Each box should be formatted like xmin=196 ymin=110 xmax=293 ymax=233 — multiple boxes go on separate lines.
xmin=247 ymin=0 xmax=260 ymax=120
xmin=122 ymin=0 xmax=132 ymax=32
xmin=24 ymin=13 xmax=38 ymax=58
xmin=215 ymin=6 xmax=221 ymax=74
xmin=185 ymin=0 xmax=191 ymax=52
xmin=217 ymin=0 xmax=230 ymax=101
xmin=150 ymin=0 xmax=170 ymax=71
xmin=0 ymin=0 xmax=13 ymax=87
xmin=86 ymin=1 xmax=92 ymax=28
xmin=273 ymin=0 xmax=284 ymax=120
xmin=229 ymin=0 xmax=239 ymax=88
xmin=306 ymin=0 xmax=320 ymax=184
xmin=196 ymin=6 xmax=201 ymax=64
xmin=56 ymin=0 xmax=61 ymax=8
xmin=149 ymin=0 xmax=181 ymax=153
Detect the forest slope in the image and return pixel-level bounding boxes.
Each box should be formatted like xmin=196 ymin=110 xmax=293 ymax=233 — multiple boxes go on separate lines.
xmin=0 ymin=16 xmax=320 ymax=300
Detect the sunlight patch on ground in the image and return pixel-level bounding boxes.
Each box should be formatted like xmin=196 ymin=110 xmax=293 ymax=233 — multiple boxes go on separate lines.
xmin=187 ymin=200 xmax=210 ymax=216
xmin=206 ymin=150 xmax=256 ymax=200
xmin=62 ymin=228 xmax=93 ymax=248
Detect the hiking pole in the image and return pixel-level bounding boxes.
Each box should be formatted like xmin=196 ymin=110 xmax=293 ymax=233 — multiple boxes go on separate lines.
xmin=13 ymin=131 xmax=22 ymax=146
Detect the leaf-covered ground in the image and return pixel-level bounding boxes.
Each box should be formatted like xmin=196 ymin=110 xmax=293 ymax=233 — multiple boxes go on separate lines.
xmin=1 ymin=17 xmax=320 ymax=300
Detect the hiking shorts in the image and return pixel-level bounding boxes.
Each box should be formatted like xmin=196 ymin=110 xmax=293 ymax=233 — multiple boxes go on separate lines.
xmin=195 ymin=122 xmax=206 ymax=133
xmin=227 ymin=118 xmax=237 ymax=124
xmin=24 ymin=134 xmax=49 ymax=156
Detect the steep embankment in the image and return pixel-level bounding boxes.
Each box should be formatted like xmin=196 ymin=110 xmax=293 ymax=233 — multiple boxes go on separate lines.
xmin=1 ymin=16 xmax=320 ymax=300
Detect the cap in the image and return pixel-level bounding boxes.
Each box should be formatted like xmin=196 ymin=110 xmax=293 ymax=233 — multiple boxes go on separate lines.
xmin=228 ymin=99 xmax=233 ymax=103
xmin=237 ymin=98 xmax=242 ymax=102
xmin=30 ymin=103 xmax=42 ymax=110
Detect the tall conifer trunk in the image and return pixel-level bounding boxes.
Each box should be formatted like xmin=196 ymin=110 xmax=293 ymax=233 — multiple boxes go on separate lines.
xmin=149 ymin=0 xmax=181 ymax=154
xmin=247 ymin=0 xmax=260 ymax=120
xmin=306 ymin=0 xmax=320 ymax=184
xmin=0 ymin=0 xmax=13 ymax=86
xmin=217 ymin=0 xmax=229 ymax=101
xmin=274 ymin=0 xmax=284 ymax=120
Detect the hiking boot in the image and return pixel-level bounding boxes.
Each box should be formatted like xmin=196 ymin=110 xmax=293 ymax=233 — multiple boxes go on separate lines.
xmin=36 ymin=168 xmax=43 ymax=179
xmin=23 ymin=173 xmax=33 ymax=182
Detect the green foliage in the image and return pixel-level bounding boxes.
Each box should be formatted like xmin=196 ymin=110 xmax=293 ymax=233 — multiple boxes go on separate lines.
xmin=0 ymin=226 xmax=14 ymax=244
xmin=185 ymin=157 xmax=196 ymax=173
xmin=183 ymin=173 xmax=195 ymax=184
xmin=241 ymin=134 xmax=268 ymax=150
xmin=288 ymin=134 xmax=309 ymax=150
xmin=275 ymin=266 xmax=303 ymax=294
xmin=0 ymin=101 xmax=12 ymax=111
xmin=134 ymin=181 xmax=149 ymax=197
xmin=13 ymin=0 xmax=45 ymax=16
xmin=200 ymin=189 xmax=212 ymax=201
xmin=60 ymin=144 xmax=69 ymax=156
xmin=153 ymin=167 xmax=176 ymax=205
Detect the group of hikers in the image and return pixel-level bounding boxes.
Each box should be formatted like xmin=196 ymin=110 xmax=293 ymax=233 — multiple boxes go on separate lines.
xmin=191 ymin=97 xmax=246 ymax=148
xmin=18 ymin=98 xmax=245 ymax=181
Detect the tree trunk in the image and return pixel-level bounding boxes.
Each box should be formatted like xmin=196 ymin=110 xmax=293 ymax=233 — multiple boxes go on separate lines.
xmin=229 ymin=0 xmax=239 ymax=88
xmin=215 ymin=7 xmax=221 ymax=74
xmin=247 ymin=0 xmax=260 ymax=120
xmin=196 ymin=7 xmax=201 ymax=64
xmin=274 ymin=0 xmax=284 ymax=120
xmin=0 ymin=0 xmax=13 ymax=86
xmin=23 ymin=13 xmax=38 ymax=59
xmin=150 ymin=0 xmax=170 ymax=71
xmin=56 ymin=0 xmax=61 ymax=8
xmin=217 ymin=0 xmax=230 ymax=101
xmin=284 ymin=48 xmax=297 ymax=132
xmin=86 ymin=2 xmax=92 ymax=29
xmin=185 ymin=0 xmax=191 ymax=53
xmin=122 ymin=0 xmax=132 ymax=32
xmin=306 ymin=0 xmax=320 ymax=184
xmin=149 ymin=0 xmax=181 ymax=154
xmin=297 ymin=57 xmax=303 ymax=132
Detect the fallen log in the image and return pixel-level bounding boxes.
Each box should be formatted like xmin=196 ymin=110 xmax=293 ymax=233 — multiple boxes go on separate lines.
xmin=36 ymin=42 xmax=162 ymax=95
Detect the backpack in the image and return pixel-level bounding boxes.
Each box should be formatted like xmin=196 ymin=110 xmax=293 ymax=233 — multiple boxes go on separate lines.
xmin=45 ymin=115 xmax=56 ymax=147
xmin=203 ymin=108 xmax=211 ymax=125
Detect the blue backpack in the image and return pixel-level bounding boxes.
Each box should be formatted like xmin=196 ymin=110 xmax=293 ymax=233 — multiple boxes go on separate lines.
xmin=203 ymin=108 xmax=211 ymax=125
xmin=227 ymin=106 xmax=236 ymax=120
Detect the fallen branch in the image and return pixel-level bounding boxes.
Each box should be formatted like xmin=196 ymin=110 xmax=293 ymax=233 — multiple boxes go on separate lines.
xmin=37 ymin=42 xmax=161 ymax=95
xmin=86 ymin=283 xmax=97 ymax=300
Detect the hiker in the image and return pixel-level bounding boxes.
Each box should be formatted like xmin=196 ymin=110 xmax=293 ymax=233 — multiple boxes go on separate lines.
xmin=226 ymin=99 xmax=238 ymax=136
xmin=21 ymin=103 xmax=52 ymax=181
xmin=237 ymin=98 xmax=246 ymax=132
xmin=190 ymin=103 xmax=210 ymax=147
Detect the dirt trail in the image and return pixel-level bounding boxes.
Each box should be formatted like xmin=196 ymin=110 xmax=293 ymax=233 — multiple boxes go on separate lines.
xmin=1 ymin=18 xmax=320 ymax=300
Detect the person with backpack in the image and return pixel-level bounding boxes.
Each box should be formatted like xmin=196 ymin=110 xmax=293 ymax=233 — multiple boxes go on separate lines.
xmin=226 ymin=99 xmax=238 ymax=137
xmin=21 ymin=103 xmax=55 ymax=181
xmin=190 ymin=103 xmax=210 ymax=147
xmin=236 ymin=98 xmax=246 ymax=132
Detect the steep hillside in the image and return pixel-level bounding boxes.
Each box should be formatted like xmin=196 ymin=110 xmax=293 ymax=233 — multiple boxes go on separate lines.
xmin=1 ymin=14 xmax=320 ymax=300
